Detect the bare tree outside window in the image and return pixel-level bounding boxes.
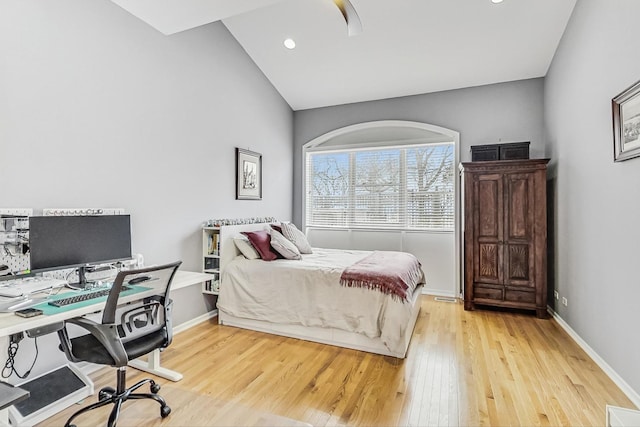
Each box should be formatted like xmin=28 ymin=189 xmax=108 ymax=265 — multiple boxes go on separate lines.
xmin=306 ymin=143 xmax=454 ymax=230
xmin=310 ymin=153 xmax=349 ymax=226
xmin=355 ymin=150 xmax=400 ymax=225
xmin=407 ymin=145 xmax=454 ymax=229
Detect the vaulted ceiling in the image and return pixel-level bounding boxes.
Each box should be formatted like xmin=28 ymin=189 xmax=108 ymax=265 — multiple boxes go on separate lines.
xmin=111 ymin=0 xmax=577 ymax=110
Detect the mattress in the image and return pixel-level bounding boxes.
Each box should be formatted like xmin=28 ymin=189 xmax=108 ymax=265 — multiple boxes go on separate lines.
xmin=217 ymin=248 xmax=424 ymax=356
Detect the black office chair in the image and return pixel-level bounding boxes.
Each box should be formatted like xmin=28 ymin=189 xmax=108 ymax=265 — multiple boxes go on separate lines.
xmin=56 ymin=261 xmax=182 ymax=427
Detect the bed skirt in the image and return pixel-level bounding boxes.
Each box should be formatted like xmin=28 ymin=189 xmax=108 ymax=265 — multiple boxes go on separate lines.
xmin=218 ymin=284 xmax=423 ymax=359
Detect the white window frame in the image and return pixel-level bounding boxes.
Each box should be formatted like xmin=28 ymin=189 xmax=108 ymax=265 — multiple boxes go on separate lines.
xmin=301 ymin=120 xmax=461 ymax=234
xmin=305 ymin=142 xmax=455 ymax=231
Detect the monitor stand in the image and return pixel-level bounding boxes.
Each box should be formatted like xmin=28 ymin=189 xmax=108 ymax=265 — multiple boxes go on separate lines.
xmin=67 ymin=265 xmax=91 ymax=290
xmin=69 ymin=264 xmax=114 ymax=289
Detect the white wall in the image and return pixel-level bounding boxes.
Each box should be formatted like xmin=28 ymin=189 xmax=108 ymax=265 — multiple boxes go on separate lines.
xmin=544 ymin=0 xmax=640 ymax=400
xmin=0 ymin=0 xmax=293 ymax=379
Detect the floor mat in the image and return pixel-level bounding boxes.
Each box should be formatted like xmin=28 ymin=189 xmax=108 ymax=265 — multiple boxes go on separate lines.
xmin=81 ymin=386 xmax=311 ymax=427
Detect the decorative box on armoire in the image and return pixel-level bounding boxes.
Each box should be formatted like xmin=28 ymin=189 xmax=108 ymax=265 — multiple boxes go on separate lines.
xmin=462 ymin=158 xmax=549 ymax=318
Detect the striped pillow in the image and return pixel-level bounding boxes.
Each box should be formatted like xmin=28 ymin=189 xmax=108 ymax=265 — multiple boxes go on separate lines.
xmin=280 ymin=222 xmax=312 ymax=254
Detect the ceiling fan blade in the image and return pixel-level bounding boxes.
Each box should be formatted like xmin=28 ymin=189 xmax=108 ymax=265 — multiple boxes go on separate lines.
xmin=333 ymin=0 xmax=363 ymax=36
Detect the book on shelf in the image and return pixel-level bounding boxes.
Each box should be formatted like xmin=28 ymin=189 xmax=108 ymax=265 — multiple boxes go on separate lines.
xmin=207 ymin=233 xmax=220 ymax=256
xmin=203 ymin=278 xmax=219 ymax=293
xmin=204 ymin=257 xmax=219 ymax=270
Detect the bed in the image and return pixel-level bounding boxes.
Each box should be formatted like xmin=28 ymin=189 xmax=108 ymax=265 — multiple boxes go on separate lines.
xmin=216 ymin=223 xmax=424 ymax=358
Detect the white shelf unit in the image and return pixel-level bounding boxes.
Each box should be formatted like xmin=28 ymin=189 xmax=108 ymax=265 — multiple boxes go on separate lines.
xmin=202 ymin=226 xmax=221 ymax=295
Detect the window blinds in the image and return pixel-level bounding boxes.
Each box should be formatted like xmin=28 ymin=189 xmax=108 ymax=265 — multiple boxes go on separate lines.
xmin=305 ymin=143 xmax=454 ymax=231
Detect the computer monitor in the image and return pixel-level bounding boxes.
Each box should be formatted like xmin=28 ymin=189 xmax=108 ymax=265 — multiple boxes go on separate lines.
xmin=29 ymin=215 xmax=132 ymax=287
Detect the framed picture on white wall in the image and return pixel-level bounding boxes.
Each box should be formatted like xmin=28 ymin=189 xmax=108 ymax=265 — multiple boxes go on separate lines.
xmin=613 ymin=79 xmax=640 ymax=162
xmin=236 ymin=148 xmax=262 ymax=200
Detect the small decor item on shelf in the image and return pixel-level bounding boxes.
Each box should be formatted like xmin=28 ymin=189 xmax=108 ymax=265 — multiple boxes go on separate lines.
xmin=204 ymin=217 xmax=277 ymax=227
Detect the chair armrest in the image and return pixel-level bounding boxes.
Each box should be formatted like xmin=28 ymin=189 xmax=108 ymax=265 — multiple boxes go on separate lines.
xmin=165 ymin=298 xmax=174 ymax=347
xmin=59 ymin=317 xmax=129 ymax=366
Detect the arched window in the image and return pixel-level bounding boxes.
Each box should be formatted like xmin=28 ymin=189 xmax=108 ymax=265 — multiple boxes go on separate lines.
xmin=304 ymin=121 xmax=458 ymax=231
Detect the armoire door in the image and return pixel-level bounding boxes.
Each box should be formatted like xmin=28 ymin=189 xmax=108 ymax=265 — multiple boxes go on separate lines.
xmin=502 ymin=171 xmax=537 ymax=305
xmin=472 ymin=173 xmax=504 ymax=287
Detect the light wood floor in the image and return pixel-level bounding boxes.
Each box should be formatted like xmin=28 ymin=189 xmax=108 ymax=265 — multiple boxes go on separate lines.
xmin=40 ymin=296 xmax=635 ymax=426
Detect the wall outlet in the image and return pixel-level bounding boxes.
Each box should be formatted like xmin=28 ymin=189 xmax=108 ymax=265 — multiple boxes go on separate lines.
xmin=554 ymin=290 xmax=559 ymax=300
xmin=561 ymin=297 xmax=568 ymax=307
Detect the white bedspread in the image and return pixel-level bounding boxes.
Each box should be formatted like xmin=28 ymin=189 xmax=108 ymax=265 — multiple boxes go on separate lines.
xmin=217 ymin=248 xmax=424 ymax=355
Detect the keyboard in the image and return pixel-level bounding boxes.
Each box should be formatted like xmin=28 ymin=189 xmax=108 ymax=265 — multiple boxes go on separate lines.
xmin=0 ymin=278 xmax=69 ymax=298
xmin=48 ymin=285 xmax=131 ymax=307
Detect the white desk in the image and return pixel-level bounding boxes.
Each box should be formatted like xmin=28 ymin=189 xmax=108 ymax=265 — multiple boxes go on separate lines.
xmin=0 ymin=270 xmax=211 ymax=379
xmin=0 ymin=270 xmax=211 ymax=425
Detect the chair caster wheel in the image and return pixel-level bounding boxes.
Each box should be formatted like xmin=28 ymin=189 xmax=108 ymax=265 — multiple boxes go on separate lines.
xmin=161 ymin=405 xmax=171 ymax=418
xmin=150 ymin=382 xmax=161 ymax=394
xmin=99 ymin=386 xmax=115 ymax=400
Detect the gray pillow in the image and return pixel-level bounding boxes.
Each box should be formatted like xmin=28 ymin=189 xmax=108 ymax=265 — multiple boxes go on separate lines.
xmin=270 ymin=230 xmax=302 ymax=260
xmin=280 ymin=222 xmax=312 ymax=254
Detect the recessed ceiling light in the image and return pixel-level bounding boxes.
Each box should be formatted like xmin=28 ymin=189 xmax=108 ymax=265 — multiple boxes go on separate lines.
xmin=283 ymin=38 xmax=296 ymax=50
xmin=492 ymin=0 xmax=504 ymax=3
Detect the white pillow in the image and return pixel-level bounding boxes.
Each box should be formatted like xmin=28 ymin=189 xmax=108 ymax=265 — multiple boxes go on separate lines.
xmin=234 ymin=237 xmax=261 ymax=260
xmin=280 ymin=222 xmax=312 ymax=254
xmin=270 ymin=230 xmax=302 ymax=260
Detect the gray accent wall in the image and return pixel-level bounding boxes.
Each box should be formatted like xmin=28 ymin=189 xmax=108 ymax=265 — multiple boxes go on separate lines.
xmin=0 ymin=0 xmax=293 ymax=273
xmin=0 ymin=0 xmax=293 ymax=378
xmin=544 ymin=0 xmax=640 ymax=398
xmin=293 ymin=78 xmax=545 ymax=227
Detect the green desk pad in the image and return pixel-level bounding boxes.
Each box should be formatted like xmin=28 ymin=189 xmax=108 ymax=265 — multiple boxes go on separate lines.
xmin=33 ymin=285 xmax=151 ymax=315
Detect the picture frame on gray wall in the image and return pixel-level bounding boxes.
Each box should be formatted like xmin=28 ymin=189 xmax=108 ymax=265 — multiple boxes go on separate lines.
xmin=612 ymin=79 xmax=640 ymax=162
xmin=236 ymin=148 xmax=262 ymax=200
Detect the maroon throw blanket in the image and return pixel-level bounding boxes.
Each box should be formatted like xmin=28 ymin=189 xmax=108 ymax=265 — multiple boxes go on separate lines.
xmin=339 ymin=251 xmax=423 ymax=302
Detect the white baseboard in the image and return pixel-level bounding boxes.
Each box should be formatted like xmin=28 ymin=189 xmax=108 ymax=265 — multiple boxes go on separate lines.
xmin=422 ymin=287 xmax=457 ymax=298
xmin=173 ymin=309 xmax=218 ymax=335
xmin=548 ymin=306 xmax=640 ymax=408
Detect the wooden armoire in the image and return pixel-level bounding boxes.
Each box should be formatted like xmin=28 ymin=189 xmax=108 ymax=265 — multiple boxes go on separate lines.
xmin=462 ymin=159 xmax=549 ymax=318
